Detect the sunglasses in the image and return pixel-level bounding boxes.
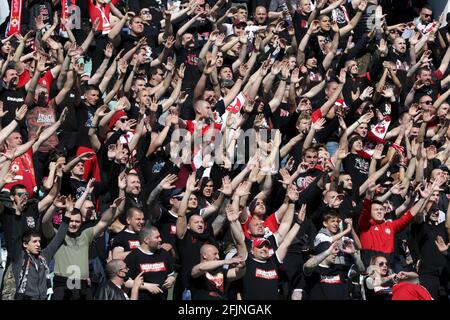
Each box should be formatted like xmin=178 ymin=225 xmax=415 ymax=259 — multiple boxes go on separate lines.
xmin=119 ymin=118 xmax=129 ymax=123
xmin=17 ymin=192 xmax=30 ymax=198
xmin=421 ymin=100 xmax=433 ymax=105
xmin=377 ymin=261 xmax=388 ymax=267
xmin=423 ymin=14 xmax=431 ymax=17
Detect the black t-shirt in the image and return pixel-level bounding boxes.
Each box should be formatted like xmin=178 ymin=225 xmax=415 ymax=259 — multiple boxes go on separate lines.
xmin=175 ymin=46 xmax=201 ymax=90
xmin=0 ymin=87 xmax=26 ymax=125
xmin=58 ymin=90 xmax=78 ymax=132
xmin=155 ymin=207 xmax=178 ymax=247
xmin=143 ymin=22 xmax=161 ymax=54
xmin=304 ymin=264 xmax=348 ymax=300
xmin=412 ymin=222 xmax=448 ymax=274
xmin=293 ymin=11 xmax=309 ymax=43
xmin=271 ymin=102 xmax=291 ymax=131
xmin=0 ymin=202 xmax=40 ymax=256
xmin=61 ymin=175 xmax=87 ymax=200
xmin=242 ymin=254 xmax=281 ymax=300
xmin=111 ymin=229 xmax=140 ymax=252
xmin=343 ymin=153 xmax=369 ymax=193
xmin=119 ymin=32 xmax=140 ymax=53
xmin=190 ymin=266 xmax=227 ymax=300
xmin=0 ymin=87 xmax=27 ymax=137
xmin=76 ymin=99 xmax=103 ymax=148
xmin=176 ymin=229 xmax=215 ymax=289
xmin=124 ymin=247 xmax=174 ymax=300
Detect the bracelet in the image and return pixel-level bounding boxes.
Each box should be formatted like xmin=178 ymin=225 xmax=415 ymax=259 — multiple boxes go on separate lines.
xmin=288 ymin=199 xmax=296 ymax=204
xmin=281 ymin=77 xmax=288 ymax=81
xmin=14 ymin=117 xmax=21 ymax=122
xmin=238 ymin=76 xmax=244 ymax=80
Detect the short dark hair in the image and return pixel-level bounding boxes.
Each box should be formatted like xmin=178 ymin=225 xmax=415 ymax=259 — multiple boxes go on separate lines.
xmin=126 ymin=207 xmax=144 ymax=220
xmin=421 ymin=4 xmax=433 ymax=12
xmin=139 ymin=225 xmax=159 ymax=243
xmin=11 ymin=184 xmax=28 ymax=195
xmin=302 ymin=147 xmax=318 ymax=157
xmin=323 ymin=209 xmax=340 ymax=222
xmin=84 ymin=84 xmax=100 ymax=93
xmin=22 ymin=231 xmax=41 ymax=245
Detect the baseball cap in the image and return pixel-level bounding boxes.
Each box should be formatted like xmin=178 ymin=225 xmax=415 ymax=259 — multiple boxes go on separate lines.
xmin=169 ymin=188 xmax=184 ymax=199
xmin=252 ymin=238 xmax=271 ymax=250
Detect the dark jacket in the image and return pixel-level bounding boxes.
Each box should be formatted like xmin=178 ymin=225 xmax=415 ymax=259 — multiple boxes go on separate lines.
xmin=12 ymin=216 xmax=70 ymax=300
xmin=95 ymin=280 xmax=128 ymax=300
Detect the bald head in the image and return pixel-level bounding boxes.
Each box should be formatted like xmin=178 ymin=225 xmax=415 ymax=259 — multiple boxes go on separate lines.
xmin=200 ymin=244 xmax=219 ymax=261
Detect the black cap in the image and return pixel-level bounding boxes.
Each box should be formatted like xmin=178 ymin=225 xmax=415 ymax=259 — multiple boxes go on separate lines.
xmin=169 ymin=188 xmax=184 ymax=198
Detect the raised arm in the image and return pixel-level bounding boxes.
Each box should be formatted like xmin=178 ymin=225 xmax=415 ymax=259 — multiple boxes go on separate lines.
xmin=176 ymin=173 xmax=199 ymax=240
xmin=303 ymin=241 xmax=339 ymax=276
xmin=93 ymin=196 xmax=125 ymax=237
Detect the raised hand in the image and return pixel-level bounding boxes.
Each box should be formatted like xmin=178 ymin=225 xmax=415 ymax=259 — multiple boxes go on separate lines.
xmin=160 ymin=174 xmax=178 ymax=190
xmin=312 ymin=118 xmax=326 ymax=131
xmin=287 ymin=184 xmax=299 ymax=202
xmin=435 ymin=235 xmax=450 ymax=254
xmin=218 ymin=176 xmax=233 ymax=196
xmin=372 ymin=144 xmax=385 ymax=160
xmin=118 ymin=170 xmax=127 ymax=190
xmin=235 ymin=181 xmax=251 ymax=197
xmin=14 ymin=104 xmax=27 ymax=121
xmin=186 ymin=172 xmax=200 ymax=193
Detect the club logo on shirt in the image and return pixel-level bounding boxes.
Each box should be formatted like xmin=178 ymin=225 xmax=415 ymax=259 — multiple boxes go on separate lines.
xmin=205 ymin=272 xmax=224 ymax=290
xmin=385 ymin=228 xmax=391 ymax=235
xmin=128 ymin=240 xmax=140 ymax=249
xmin=140 ymin=262 xmax=167 ymax=273
xmin=320 ymin=274 xmax=342 ymax=284
xmin=170 ymin=225 xmax=176 ymax=235
xmin=255 ymin=268 xmax=278 ymax=280
xmin=26 ymin=216 xmax=35 ymax=229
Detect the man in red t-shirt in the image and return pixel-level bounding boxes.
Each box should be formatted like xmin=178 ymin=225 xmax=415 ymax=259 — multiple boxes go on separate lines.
xmin=392 ymin=280 xmax=433 ymax=300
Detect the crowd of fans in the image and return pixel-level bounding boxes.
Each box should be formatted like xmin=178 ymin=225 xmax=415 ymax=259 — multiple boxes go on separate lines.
xmin=0 ymin=0 xmax=449 ymax=300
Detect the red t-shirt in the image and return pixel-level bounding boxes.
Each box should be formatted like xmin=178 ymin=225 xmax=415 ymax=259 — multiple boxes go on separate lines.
xmin=88 ymin=0 xmax=119 ymax=33
xmin=18 ymin=69 xmax=54 ymax=92
xmin=392 ymin=282 xmax=433 ymax=300
xmin=3 ymin=148 xmax=37 ymax=196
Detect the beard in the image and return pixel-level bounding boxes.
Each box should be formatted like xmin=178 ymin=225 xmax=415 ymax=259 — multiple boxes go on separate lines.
xmin=221 ymin=79 xmax=234 ymax=88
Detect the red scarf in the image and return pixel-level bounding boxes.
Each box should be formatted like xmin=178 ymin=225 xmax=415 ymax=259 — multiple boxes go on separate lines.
xmin=7 ymin=0 xmax=22 ymax=36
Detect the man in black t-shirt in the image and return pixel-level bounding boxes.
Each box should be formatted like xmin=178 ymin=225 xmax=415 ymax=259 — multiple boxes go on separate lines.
xmin=190 ymin=205 xmax=247 ymax=300
xmin=124 ymin=225 xmax=175 ymax=300
xmin=303 ymin=240 xmax=364 ymax=300
xmin=75 ymin=85 xmax=103 ymax=148
xmin=412 ymin=205 xmax=450 ymax=300
xmin=240 ymin=200 xmax=305 ymax=300
xmin=110 ymin=207 xmax=145 ymax=260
